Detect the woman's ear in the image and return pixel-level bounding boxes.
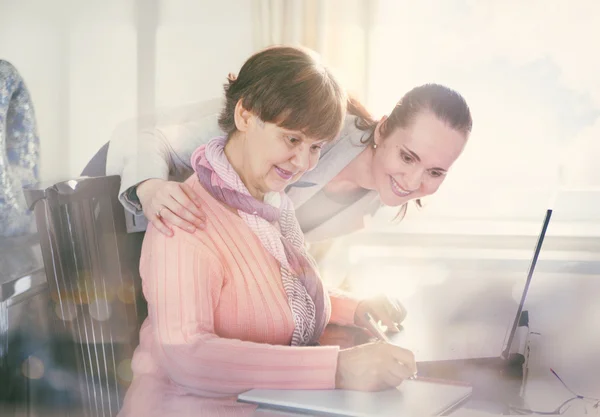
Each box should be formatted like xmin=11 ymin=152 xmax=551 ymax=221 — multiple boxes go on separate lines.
xmin=374 ymin=115 xmax=388 ymax=146
xmin=233 ymin=99 xmax=253 ymax=132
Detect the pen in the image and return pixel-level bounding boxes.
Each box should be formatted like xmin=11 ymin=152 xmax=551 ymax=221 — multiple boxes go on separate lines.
xmin=364 ymin=312 xmax=418 ymax=380
xmin=363 ymin=312 xmax=390 ymax=342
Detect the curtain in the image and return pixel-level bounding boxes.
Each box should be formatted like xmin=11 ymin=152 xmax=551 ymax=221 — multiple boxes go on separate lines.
xmin=252 ymin=0 xmax=378 ymax=104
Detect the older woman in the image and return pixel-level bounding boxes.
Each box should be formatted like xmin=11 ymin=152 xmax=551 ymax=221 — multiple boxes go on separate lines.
xmin=118 ymin=46 xmax=416 ymax=417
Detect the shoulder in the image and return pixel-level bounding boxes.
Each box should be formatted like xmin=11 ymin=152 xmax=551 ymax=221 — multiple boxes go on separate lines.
xmin=140 ymin=226 xmax=224 ymax=291
xmin=341 ymin=114 xmax=373 ymax=141
xmin=143 ymin=219 xmax=222 ymax=265
xmin=142 ymin=175 xmax=229 ymax=259
xmin=181 ymin=174 xmax=250 ymax=251
xmin=183 ymin=174 xmax=232 ymax=230
xmin=183 ymin=173 xmax=226 ymax=218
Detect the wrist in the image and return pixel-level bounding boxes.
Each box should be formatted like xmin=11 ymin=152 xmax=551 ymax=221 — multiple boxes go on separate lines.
xmin=124 ymin=186 xmax=142 ymax=211
xmin=136 ymin=178 xmax=162 ymax=202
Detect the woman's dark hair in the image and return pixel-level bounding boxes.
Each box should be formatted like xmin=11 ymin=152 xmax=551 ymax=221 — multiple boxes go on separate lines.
xmin=347 ymin=84 xmax=473 ymax=220
xmin=218 ymin=45 xmax=346 ymax=141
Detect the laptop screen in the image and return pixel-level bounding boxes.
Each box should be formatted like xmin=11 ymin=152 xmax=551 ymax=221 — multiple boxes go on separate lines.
xmin=501 ymin=209 xmax=553 ymax=359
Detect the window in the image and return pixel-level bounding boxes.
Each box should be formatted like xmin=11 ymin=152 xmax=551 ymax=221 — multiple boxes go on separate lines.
xmin=365 ymin=0 xmax=600 ymax=236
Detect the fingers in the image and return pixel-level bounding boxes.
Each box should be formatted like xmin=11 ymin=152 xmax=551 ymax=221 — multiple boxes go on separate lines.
xmin=384 ymin=363 xmax=414 ymax=388
xmin=142 ymin=181 xmax=207 ymax=235
xmin=369 ymin=343 xmax=416 ymax=390
xmin=372 ymin=302 xmax=401 ymax=333
xmin=379 ymin=372 xmax=402 ymax=390
xmin=382 ymin=315 xmax=401 ymax=333
xmin=153 ymin=202 xmax=192 ymax=233
xmin=374 ymin=297 xmax=407 ymax=331
xmin=337 ymin=342 xmax=418 ymax=392
xmin=385 ymin=344 xmax=418 ymax=376
xmin=176 ymin=184 xmax=207 ymax=227
xmin=380 ymin=296 xmax=405 ymax=325
xmin=387 ymin=355 xmax=416 ymax=380
xmin=390 ymin=298 xmax=408 ymax=324
xmin=148 ymin=208 xmax=174 ymax=237
xmin=165 ymin=196 xmax=204 ymax=232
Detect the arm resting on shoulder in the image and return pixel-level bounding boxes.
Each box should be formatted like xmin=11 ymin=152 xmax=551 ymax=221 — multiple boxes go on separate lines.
xmin=106 ymin=98 xmax=224 ymax=215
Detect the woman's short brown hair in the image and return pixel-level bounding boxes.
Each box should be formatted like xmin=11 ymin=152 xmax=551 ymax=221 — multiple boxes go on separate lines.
xmin=218 ymin=45 xmax=346 ymax=141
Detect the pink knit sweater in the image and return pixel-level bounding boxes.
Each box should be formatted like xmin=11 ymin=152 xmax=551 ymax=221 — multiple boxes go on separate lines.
xmin=118 ymin=175 xmax=360 ymax=417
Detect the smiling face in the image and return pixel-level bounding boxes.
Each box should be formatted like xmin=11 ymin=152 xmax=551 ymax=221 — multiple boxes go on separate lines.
xmin=225 ymin=102 xmax=329 ymax=200
xmin=371 ymin=110 xmax=468 ymax=207
xmin=217 ymin=46 xmax=346 ymax=201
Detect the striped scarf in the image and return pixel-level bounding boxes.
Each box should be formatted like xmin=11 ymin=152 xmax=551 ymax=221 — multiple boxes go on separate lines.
xmin=191 ymin=136 xmax=330 ymax=346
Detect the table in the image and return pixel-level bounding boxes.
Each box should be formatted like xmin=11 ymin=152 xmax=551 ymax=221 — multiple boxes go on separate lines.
xmin=520 ymin=270 xmax=600 ymax=416
xmin=253 ymin=259 xmax=600 ymax=416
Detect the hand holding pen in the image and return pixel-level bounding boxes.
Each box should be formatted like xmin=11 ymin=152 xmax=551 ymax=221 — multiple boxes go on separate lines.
xmin=335 ymin=336 xmax=418 ymax=391
xmin=361 ymin=312 xmax=471 ymax=389
xmin=363 ymin=312 xmax=418 ymax=381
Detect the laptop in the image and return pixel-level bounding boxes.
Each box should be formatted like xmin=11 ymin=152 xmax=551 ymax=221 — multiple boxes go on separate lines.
xmin=239 ymin=378 xmax=473 ymax=417
xmin=388 ymin=209 xmax=553 ymax=402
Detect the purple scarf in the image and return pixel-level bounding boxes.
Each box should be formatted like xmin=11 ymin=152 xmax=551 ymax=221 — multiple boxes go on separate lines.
xmin=191 ymin=136 xmax=330 ymax=346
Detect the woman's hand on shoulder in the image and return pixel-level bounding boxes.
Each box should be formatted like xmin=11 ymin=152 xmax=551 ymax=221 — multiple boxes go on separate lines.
xmin=136 ymin=179 xmax=206 ymax=237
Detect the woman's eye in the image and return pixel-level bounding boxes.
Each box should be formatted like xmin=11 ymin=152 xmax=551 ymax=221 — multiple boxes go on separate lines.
xmin=429 ymin=170 xmax=445 ymax=178
xmin=310 ymin=144 xmax=323 ymax=153
xmin=287 ymin=136 xmax=300 ymax=144
xmin=401 ymin=152 xmax=414 ymax=163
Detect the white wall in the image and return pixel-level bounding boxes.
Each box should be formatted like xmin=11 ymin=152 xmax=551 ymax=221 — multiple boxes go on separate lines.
xmin=0 ymin=1 xmax=68 ymax=183
xmin=0 ymin=0 xmax=254 ymax=183
xmin=155 ymin=1 xmax=254 ymax=108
